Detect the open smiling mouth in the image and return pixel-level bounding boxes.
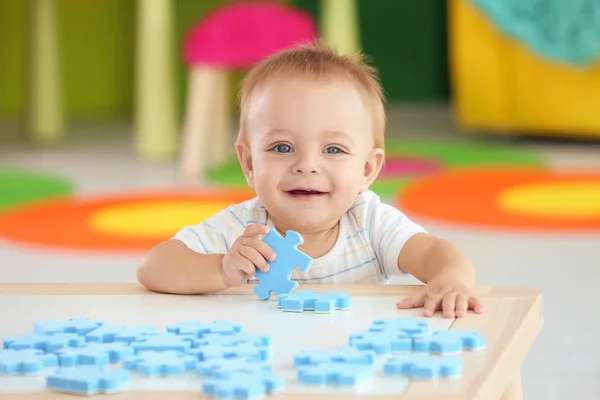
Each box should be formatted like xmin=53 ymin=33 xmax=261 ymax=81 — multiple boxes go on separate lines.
xmin=286 ymin=189 xmax=327 ymax=198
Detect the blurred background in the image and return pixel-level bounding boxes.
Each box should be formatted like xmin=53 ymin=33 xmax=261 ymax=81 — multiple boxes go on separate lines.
xmin=0 ymin=0 xmax=599 ymax=398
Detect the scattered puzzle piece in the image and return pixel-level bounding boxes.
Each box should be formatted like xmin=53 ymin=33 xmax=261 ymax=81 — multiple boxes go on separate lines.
xmin=253 ymin=230 xmax=313 ymax=300
xmin=196 ymin=358 xmax=272 ymax=378
xmin=297 ymin=362 xmax=376 ymax=386
xmin=294 ymin=347 xmax=376 ymax=367
xmin=189 ymin=342 xmax=270 ymax=362
xmin=46 ymin=366 xmax=130 ymax=395
xmin=166 ymin=320 xmax=243 ymax=338
xmin=369 ymin=317 xmax=430 ymax=336
xmin=130 ymin=333 xmax=193 ymax=354
xmin=0 ymin=349 xmax=58 ymax=375
xmin=349 ymin=331 xmax=413 ymax=355
xmin=123 ymin=350 xmax=197 ymax=376
xmin=56 ymin=342 xmax=134 ymax=367
xmin=202 ymin=370 xmax=284 ymax=400
xmin=413 ymin=329 xmax=487 ymax=355
xmin=84 ymin=324 xmax=158 ymax=344
xmin=33 ymin=318 xmax=104 ymax=336
xmin=277 ymin=290 xmax=352 ymax=313
xmin=4 ymin=333 xmax=85 ymax=353
xmin=384 ymin=353 xmax=463 ymax=379
xmin=193 ymin=332 xmax=271 ymax=348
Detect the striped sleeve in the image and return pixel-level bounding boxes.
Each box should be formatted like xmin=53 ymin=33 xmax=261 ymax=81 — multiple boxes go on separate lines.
xmin=365 ymin=194 xmax=427 ymax=277
xmin=171 ymin=205 xmax=249 ymax=255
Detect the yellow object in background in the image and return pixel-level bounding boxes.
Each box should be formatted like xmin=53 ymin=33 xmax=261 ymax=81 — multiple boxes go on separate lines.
xmin=448 ymin=0 xmax=600 ymax=138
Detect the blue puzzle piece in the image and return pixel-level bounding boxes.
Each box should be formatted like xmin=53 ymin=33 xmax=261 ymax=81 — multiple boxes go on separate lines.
xmin=123 ymin=350 xmax=197 ymax=376
xmin=369 ymin=317 xmax=430 ymax=336
xmin=130 ymin=333 xmax=193 ymax=354
xmin=188 ymin=342 xmax=270 ymax=362
xmin=253 ymin=230 xmax=313 ymax=300
xmin=278 ymin=290 xmax=352 ymax=313
xmin=202 ymin=370 xmax=284 ymax=400
xmin=193 ymin=332 xmax=271 ymax=348
xmin=384 ymin=353 xmax=463 ymax=379
xmin=84 ymin=324 xmax=158 ymax=344
xmin=0 ymin=349 xmax=58 ymax=375
xmin=4 ymin=333 xmax=85 ymax=353
xmin=46 ymin=366 xmax=130 ymax=396
xmin=297 ymin=362 xmax=376 ymax=386
xmin=196 ymin=357 xmax=272 ymax=378
xmin=166 ymin=320 xmax=243 ymax=338
xmin=349 ymin=331 xmax=413 ymax=355
xmin=294 ymin=347 xmax=376 ymax=367
xmin=413 ymin=329 xmax=487 ymax=355
xmin=56 ymin=342 xmax=134 ymax=367
xmin=34 ymin=318 xmax=104 ymax=336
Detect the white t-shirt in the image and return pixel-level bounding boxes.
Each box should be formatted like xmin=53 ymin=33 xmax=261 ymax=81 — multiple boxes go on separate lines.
xmin=171 ymin=190 xmax=427 ymax=284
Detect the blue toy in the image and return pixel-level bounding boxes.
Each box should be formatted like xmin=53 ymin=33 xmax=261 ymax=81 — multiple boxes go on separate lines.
xmin=253 ymin=230 xmax=313 ymax=300
xmin=413 ymin=329 xmax=487 ymax=355
xmin=202 ymin=370 xmax=284 ymax=400
xmin=123 ymin=350 xmax=197 ymax=376
xmin=369 ymin=317 xmax=430 ymax=336
xmin=384 ymin=353 xmax=463 ymax=379
xmin=193 ymin=332 xmax=271 ymax=348
xmin=188 ymin=342 xmax=270 ymax=362
xmin=0 ymin=349 xmax=58 ymax=375
xmin=34 ymin=318 xmax=104 ymax=336
xmin=84 ymin=324 xmax=158 ymax=344
xmin=130 ymin=333 xmax=194 ymax=354
xmin=196 ymin=358 xmax=272 ymax=378
xmin=349 ymin=331 xmax=413 ymax=355
xmin=297 ymin=362 xmax=376 ymax=386
xmin=4 ymin=333 xmax=85 ymax=353
xmin=277 ymin=290 xmax=352 ymax=313
xmin=294 ymin=347 xmax=376 ymax=367
xmin=46 ymin=366 xmax=130 ymax=395
xmin=167 ymin=320 xmax=244 ymax=338
xmin=56 ymin=342 xmax=135 ymax=367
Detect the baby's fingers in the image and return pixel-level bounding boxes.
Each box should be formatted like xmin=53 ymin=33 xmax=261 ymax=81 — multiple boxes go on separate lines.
xmin=468 ymin=296 xmax=485 ymax=314
xmin=396 ymin=292 xmax=425 ymax=310
xmin=442 ymin=293 xmax=457 ymax=318
xmin=455 ymin=294 xmax=469 ymax=317
xmin=423 ymin=296 xmax=441 ymax=317
xmin=241 ymin=236 xmax=276 ymax=264
xmin=239 ymin=246 xmax=270 ymax=273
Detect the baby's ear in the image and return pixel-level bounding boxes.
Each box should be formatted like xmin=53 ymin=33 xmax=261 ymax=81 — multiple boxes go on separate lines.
xmin=236 ymin=140 xmax=254 ymax=188
xmin=361 ymin=147 xmax=385 ymax=191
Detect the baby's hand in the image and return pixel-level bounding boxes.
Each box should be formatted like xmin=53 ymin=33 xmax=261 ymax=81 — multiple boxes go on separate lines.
xmin=221 ymin=224 xmax=276 ymax=287
xmin=396 ymin=274 xmax=484 ymax=318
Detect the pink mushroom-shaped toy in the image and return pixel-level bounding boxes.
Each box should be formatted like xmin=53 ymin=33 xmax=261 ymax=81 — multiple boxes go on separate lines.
xmin=179 ymin=1 xmax=318 ymax=178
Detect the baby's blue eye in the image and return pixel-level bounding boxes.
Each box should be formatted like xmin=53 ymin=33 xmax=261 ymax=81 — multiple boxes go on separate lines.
xmin=325 ymin=146 xmax=342 ymax=154
xmin=274 ymin=144 xmax=292 ymax=153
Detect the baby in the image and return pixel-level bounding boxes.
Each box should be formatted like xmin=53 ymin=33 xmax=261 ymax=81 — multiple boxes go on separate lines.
xmin=137 ymin=42 xmax=484 ymax=319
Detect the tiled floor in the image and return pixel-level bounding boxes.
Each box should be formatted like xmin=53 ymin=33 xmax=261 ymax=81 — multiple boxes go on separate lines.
xmin=1 ymin=106 xmax=599 ymax=399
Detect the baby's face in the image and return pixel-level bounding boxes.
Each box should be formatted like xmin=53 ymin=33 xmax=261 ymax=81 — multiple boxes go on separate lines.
xmin=239 ymin=76 xmax=382 ymax=233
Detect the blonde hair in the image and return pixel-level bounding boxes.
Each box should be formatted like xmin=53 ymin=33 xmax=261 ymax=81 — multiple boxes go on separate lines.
xmin=237 ymin=41 xmax=386 ymax=149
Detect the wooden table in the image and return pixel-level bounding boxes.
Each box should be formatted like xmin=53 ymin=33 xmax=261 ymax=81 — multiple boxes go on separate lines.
xmin=0 ymin=283 xmax=543 ymax=400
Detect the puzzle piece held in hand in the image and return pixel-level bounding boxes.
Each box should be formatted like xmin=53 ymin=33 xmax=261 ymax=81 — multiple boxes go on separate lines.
xmin=369 ymin=317 xmax=430 ymax=336
xmin=130 ymin=334 xmax=193 ymax=354
xmin=196 ymin=357 xmax=272 ymax=378
xmin=349 ymin=331 xmax=413 ymax=355
xmin=34 ymin=318 xmax=104 ymax=336
xmin=278 ymin=290 xmax=352 ymax=313
xmin=294 ymin=347 xmax=376 ymax=367
xmin=167 ymin=320 xmax=243 ymax=338
xmin=46 ymin=366 xmax=130 ymax=396
xmin=84 ymin=324 xmax=158 ymax=344
xmin=4 ymin=333 xmax=85 ymax=353
xmin=123 ymin=350 xmax=197 ymax=376
xmin=298 ymin=362 xmax=376 ymax=386
xmin=193 ymin=332 xmax=271 ymax=349
xmin=0 ymin=349 xmax=58 ymax=375
xmin=253 ymin=230 xmax=313 ymax=300
xmin=413 ymin=329 xmax=487 ymax=355
xmin=202 ymin=370 xmax=284 ymax=399
xmin=189 ymin=342 xmax=270 ymax=362
xmin=384 ymin=353 xmax=463 ymax=379
xmin=56 ymin=342 xmax=134 ymax=367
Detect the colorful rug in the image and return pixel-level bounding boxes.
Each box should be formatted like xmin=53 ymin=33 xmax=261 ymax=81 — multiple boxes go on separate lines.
xmin=397 ymin=166 xmax=600 ymax=232
xmin=0 ymin=189 xmax=255 ymax=253
xmin=0 ymin=168 xmax=74 ymax=211
xmin=206 ymin=138 xmax=544 ymax=198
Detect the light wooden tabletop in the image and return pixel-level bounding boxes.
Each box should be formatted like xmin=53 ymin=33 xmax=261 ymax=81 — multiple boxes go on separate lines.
xmin=0 ymin=283 xmax=542 ymax=400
